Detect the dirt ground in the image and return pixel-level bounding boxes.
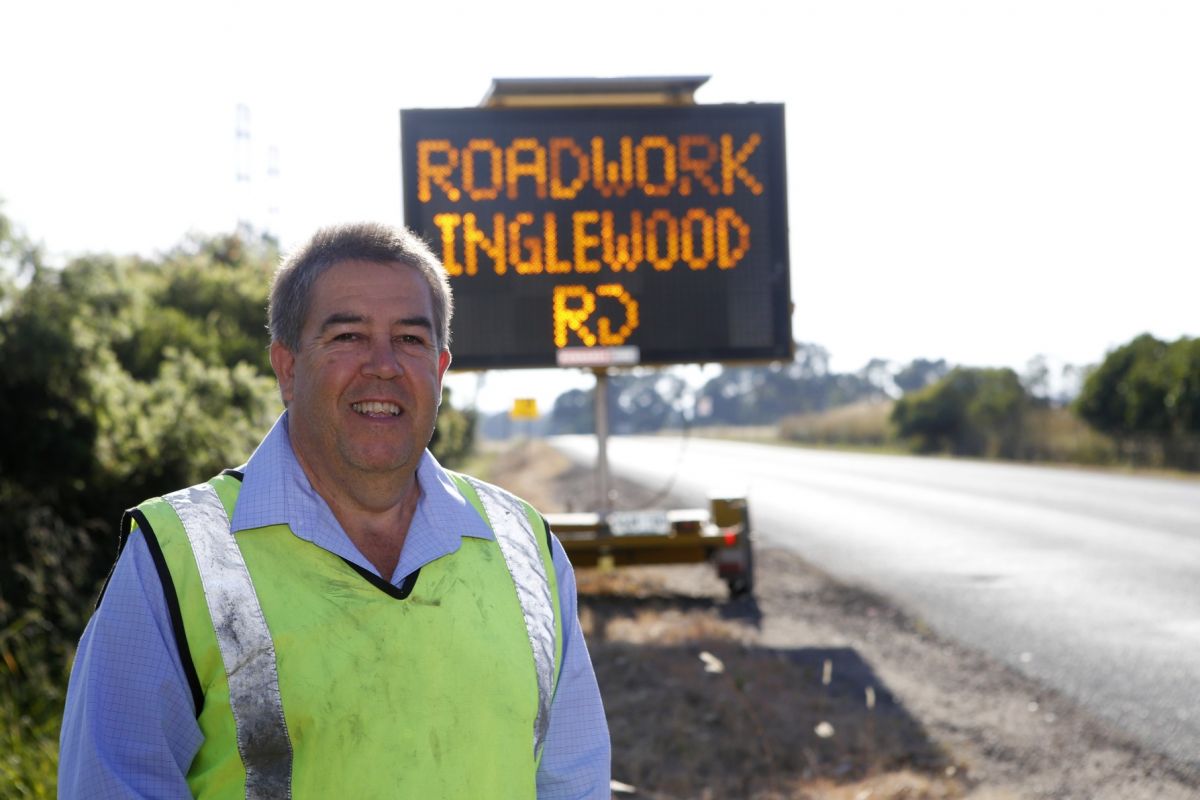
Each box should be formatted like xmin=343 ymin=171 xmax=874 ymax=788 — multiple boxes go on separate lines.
xmin=477 ymin=440 xmax=1200 ymax=800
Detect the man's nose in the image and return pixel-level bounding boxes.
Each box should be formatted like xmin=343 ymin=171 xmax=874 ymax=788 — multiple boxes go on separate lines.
xmin=363 ymin=337 xmax=403 ymax=379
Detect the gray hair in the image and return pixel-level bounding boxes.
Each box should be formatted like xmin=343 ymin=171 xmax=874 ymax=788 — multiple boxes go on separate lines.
xmin=269 ymin=222 xmax=453 ymax=351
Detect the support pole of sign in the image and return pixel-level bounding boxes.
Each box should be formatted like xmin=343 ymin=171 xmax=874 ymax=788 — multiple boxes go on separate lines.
xmin=593 ymin=367 xmax=611 ymax=516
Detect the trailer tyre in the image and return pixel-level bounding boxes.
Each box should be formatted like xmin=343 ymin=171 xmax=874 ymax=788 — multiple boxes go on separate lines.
xmin=725 ymin=509 xmax=754 ymax=600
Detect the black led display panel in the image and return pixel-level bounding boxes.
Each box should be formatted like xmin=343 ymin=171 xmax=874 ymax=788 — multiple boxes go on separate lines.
xmin=400 ymin=104 xmax=791 ymax=369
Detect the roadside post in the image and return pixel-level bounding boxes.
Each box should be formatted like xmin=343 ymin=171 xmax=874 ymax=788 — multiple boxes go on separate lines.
xmin=510 ymin=396 xmax=539 ymax=449
xmin=594 ymin=368 xmax=610 ymax=516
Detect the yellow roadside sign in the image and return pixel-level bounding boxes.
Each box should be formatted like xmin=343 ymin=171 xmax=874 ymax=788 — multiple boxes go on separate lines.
xmin=511 ymin=398 xmax=538 ymax=419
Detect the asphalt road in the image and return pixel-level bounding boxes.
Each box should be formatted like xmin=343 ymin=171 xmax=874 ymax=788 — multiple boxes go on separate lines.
xmin=548 ymin=434 xmax=1200 ymax=772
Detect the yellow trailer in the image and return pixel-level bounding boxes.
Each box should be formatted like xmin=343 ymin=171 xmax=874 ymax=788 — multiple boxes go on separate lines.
xmin=548 ymin=495 xmax=754 ymax=598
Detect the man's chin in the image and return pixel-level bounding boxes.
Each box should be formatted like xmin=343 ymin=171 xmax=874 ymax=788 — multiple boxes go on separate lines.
xmin=342 ymin=446 xmax=420 ymax=477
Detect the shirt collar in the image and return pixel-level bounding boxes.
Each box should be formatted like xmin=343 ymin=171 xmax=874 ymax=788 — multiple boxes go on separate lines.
xmin=229 ymin=411 xmax=495 ymax=579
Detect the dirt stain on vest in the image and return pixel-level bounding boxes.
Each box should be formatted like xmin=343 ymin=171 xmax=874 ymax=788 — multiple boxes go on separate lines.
xmin=343 ymin=712 xmax=366 ymax=746
xmin=473 ymin=592 xmax=494 ymax=622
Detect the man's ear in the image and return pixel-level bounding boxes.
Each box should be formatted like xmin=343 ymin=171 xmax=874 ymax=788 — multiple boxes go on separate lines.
xmin=435 ymin=349 xmax=452 ymax=404
xmin=270 ymin=340 xmax=297 ymax=406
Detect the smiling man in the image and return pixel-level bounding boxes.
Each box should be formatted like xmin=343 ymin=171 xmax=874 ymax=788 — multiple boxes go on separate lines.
xmin=58 ymin=223 xmax=611 ymax=799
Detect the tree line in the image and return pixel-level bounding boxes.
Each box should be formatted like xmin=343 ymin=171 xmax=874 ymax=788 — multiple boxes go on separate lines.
xmin=889 ymin=336 xmax=1198 ymax=466
xmin=504 ymin=334 xmax=1198 ymax=472
xmin=499 ymin=344 xmax=950 ymax=438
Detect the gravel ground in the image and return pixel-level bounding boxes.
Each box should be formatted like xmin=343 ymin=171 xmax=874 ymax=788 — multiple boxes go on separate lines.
xmin=479 ymin=440 xmax=1200 ymax=799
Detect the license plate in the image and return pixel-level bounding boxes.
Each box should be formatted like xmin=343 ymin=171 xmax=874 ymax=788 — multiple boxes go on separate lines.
xmin=606 ymin=511 xmax=671 ymax=536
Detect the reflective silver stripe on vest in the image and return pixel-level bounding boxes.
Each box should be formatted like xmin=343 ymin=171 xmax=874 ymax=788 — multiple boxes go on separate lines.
xmin=463 ymin=477 xmax=557 ymax=760
xmin=163 ymin=484 xmax=293 ymax=800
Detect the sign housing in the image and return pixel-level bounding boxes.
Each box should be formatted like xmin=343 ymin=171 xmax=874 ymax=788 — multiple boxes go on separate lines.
xmin=400 ymin=103 xmax=790 ymax=370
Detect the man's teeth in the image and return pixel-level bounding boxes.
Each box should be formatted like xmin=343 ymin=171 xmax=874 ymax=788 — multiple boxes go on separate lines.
xmin=352 ymin=401 xmax=401 ymax=416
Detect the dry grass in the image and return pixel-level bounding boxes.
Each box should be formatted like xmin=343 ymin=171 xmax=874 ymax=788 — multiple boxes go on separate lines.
xmin=683 ymin=425 xmax=781 ymax=442
xmin=796 ymin=771 xmax=1015 ymax=800
xmin=777 ymin=402 xmax=895 ymax=449
xmin=467 ymin=439 xmax=576 ymax=512
xmin=735 ymin=403 xmax=1156 ymax=474
xmin=1019 ymin=407 xmax=1118 ymax=465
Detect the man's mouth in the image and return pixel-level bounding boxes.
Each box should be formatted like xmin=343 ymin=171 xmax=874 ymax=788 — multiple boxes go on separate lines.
xmin=351 ymin=401 xmax=402 ymax=417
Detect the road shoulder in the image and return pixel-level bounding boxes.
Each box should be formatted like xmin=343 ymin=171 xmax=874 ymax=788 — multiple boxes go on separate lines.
xmin=479 ymin=439 xmax=1199 ymax=799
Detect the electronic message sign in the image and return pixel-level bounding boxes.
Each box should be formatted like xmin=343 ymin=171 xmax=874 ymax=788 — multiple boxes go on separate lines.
xmin=400 ymin=104 xmax=790 ymax=369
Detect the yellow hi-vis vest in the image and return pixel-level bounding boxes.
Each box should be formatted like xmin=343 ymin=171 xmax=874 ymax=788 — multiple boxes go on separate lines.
xmin=126 ymin=470 xmax=562 ymax=800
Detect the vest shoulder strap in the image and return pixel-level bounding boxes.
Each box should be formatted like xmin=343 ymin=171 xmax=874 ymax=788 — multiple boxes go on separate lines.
xmin=449 ymin=473 xmax=561 ymax=763
xmin=161 ymin=480 xmax=294 ymax=800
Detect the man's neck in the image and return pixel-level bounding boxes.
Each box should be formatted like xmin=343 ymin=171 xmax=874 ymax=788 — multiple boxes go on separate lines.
xmin=325 ymin=477 xmax=421 ymax=580
xmin=290 ymin=440 xmax=423 ymax=580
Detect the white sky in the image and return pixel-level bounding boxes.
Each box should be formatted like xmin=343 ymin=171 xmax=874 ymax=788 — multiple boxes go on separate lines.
xmin=2 ymin=1 xmax=1197 ymax=413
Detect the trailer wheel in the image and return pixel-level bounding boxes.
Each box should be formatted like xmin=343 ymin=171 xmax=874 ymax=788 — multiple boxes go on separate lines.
xmin=725 ymin=509 xmax=754 ymax=599
xmin=726 ymin=573 xmax=752 ymax=599
xmin=711 ymin=496 xmax=754 ymax=600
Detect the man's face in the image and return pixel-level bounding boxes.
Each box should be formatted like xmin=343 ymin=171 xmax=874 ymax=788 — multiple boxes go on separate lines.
xmin=270 ymin=259 xmax=451 ymax=487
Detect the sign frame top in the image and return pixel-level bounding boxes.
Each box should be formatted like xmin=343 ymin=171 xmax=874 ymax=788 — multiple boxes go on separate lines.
xmin=400 ymin=102 xmax=791 ymax=371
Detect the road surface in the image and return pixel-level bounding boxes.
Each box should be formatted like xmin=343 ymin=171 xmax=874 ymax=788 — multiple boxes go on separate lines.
xmin=549 ymin=434 xmax=1200 ymax=772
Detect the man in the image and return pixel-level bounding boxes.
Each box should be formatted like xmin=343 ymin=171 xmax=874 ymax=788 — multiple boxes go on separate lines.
xmin=59 ymin=222 xmax=611 ymax=798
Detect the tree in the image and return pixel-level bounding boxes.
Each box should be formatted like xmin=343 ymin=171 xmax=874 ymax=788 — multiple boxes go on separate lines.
xmin=692 ymin=343 xmax=884 ymax=426
xmin=0 ymin=234 xmax=285 ymax=651
xmin=1161 ymin=338 xmax=1200 ymax=434
xmin=612 ymin=372 xmax=686 ymax=433
xmin=428 ymin=387 xmax=476 ymax=468
xmin=0 ymin=203 xmax=43 ymax=292
xmin=857 ymin=358 xmax=899 ymax=398
xmin=1021 ymin=354 xmax=1052 ymax=405
xmin=1074 ymin=334 xmax=1171 ymax=435
xmin=892 ymin=367 xmax=1031 ymax=457
xmin=1074 ymin=334 xmax=1200 ymax=469
xmin=550 ymin=388 xmax=594 ymax=434
xmin=894 ymin=358 xmax=949 ymax=394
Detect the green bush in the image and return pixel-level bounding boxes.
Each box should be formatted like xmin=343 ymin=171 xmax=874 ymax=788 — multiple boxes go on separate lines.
xmin=0 ymin=228 xmax=289 ymax=797
xmin=1075 ymin=334 xmax=1200 ymax=470
xmin=429 ymin=387 xmax=476 ymax=469
xmin=891 ymin=367 xmax=1030 ymax=458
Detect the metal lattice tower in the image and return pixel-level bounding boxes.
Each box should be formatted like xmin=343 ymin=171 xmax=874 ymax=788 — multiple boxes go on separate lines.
xmin=234 ymin=103 xmax=252 ymax=236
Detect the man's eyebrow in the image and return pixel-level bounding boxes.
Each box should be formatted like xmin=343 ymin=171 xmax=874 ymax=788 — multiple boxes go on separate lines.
xmin=398 ymin=315 xmax=434 ymax=331
xmin=318 ymin=313 xmax=434 ymax=332
xmin=318 ymin=312 xmax=365 ymax=332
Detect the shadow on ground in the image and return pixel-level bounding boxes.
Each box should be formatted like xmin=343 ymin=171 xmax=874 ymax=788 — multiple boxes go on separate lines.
xmin=581 ymin=589 xmax=960 ymax=800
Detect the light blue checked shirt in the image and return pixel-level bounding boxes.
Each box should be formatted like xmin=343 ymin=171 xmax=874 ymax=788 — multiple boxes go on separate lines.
xmin=59 ymin=412 xmax=610 ymax=799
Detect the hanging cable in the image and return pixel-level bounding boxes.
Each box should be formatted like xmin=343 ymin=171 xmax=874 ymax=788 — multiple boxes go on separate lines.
xmin=628 ymin=374 xmax=695 ymax=511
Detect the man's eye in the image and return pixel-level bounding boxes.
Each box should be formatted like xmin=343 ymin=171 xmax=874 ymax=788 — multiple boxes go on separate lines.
xmin=333 ymin=332 xmax=359 ymax=342
xmin=397 ymin=334 xmax=424 ymax=346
